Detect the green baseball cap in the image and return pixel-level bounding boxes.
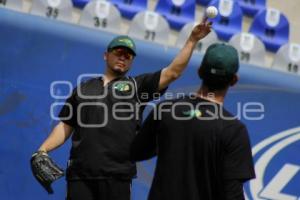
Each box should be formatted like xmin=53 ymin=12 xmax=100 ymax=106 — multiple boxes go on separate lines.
xmin=107 ymin=35 xmax=136 ymax=56
xmin=200 ymin=43 xmax=239 ymax=76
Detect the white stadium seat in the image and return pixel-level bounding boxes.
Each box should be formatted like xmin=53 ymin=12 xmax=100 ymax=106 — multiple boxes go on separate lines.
xmin=128 ymin=10 xmax=170 ymax=45
xmin=30 ymin=0 xmax=73 ymax=22
xmin=79 ymin=0 xmax=122 ymax=34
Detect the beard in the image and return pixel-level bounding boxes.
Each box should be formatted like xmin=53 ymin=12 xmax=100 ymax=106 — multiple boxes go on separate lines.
xmin=111 ymin=65 xmax=129 ymax=76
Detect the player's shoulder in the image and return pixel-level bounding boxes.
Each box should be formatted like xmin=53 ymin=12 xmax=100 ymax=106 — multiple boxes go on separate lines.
xmin=69 ymin=77 xmax=101 ymax=96
xmin=221 ymin=116 xmax=247 ymax=136
xmin=81 ymin=76 xmax=101 ymax=85
xmin=78 ymin=76 xmax=101 ymax=89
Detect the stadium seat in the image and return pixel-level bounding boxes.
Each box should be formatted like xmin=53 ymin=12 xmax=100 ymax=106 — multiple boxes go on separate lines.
xmin=128 ymin=10 xmax=170 ymax=45
xmin=175 ymin=22 xmax=218 ymax=53
xmin=208 ymin=0 xmax=243 ymax=41
xmin=110 ymin=0 xmax=147 ymax=19
xmin=272 ymin=43 xmax=300 ymax=75
xmin=79 ymin=0 xmax=122 ymax=33
xmin=72 ymin=0 xmax=90 ymax=8
xmin=155 ymin=0 xmax=196 ymax=30
xmin=229 ymin=32 xmax=266 ymax=66
xmin=196 ymin=0 xmax=212 ymax=6
xmin=249 ymin=8 xmax=289 ymax=52
xmin=236 ymin=0 xmax=266 ymax=17
xmin=30 ymin=0 xmax=73 ymax=22
xmin=0 ymin=0 xmax=23 ymax=11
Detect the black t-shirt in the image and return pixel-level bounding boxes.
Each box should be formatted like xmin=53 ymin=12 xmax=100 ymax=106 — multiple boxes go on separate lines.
xmin=130 ymin=96 xmax=255 ymax=200
xmin=59 ymin=70 xmax=166 ymax=180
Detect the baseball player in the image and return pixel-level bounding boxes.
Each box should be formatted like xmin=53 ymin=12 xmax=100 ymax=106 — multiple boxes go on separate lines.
xmin=31 ymin=18 xmax=212 ymax=200
xmin=130 ymin=43 xmax=256 ymax=200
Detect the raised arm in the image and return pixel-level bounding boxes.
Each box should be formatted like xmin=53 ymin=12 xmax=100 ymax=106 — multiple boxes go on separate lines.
xmin=38 ymin=121 xmax=73 ymax=153
xmin=159 ymin=18 xmax=212 ymax=90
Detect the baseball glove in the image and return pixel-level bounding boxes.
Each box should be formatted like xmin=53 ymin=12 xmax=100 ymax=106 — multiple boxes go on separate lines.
xmin=30 ymin=151 xmax=64 ymax=194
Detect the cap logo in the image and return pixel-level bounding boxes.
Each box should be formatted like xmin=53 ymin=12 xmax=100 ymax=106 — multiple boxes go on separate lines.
xmin=118 ymin=38 xmax=134 ymax=48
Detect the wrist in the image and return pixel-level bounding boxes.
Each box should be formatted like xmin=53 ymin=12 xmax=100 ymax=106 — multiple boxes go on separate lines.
xmin=187 ymin=36 xmax=198 ymax=44
xmin=37 ymin=148 xmax=47 ymax=153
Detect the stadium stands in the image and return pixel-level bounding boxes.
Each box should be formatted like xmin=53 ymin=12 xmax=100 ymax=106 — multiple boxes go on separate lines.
xmin=249 ymin=8 xmax=290 ymax=52
xmin=79 ymin=0 xmax=122 ymax=33
xmin=0 ymin=0 xmax=298 ymax=74
xmin=128 ymin=10 xmax=170 ymax=45
xmin=272 ymin=43 xmax=300 ymax=75
xmin=30 ymin=0 xmax=73 ymax=22
xmin=229 ymin=32 xmax=266 ymax=66
xmin=155 ymin=0 xmax=196 ymax=30
xmin=208 ymin=0 xmax=243 ymax=41
xmin=110 ymin=0 xmax=148 ymax=19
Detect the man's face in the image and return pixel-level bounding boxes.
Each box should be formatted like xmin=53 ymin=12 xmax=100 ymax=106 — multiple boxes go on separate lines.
xmin=105 ymin=47 xmax=135 ymax=75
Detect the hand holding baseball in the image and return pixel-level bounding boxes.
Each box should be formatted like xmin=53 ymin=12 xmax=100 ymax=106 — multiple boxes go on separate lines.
xmin=189 ymin=17 xmax=213 ymax=42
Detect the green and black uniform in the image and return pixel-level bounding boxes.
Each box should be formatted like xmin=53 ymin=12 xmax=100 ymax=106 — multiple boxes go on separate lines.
xmin=59 ymin=70 xmax=166 ymax=200
xmin=131 ymin=96 xmax=255 ymax=200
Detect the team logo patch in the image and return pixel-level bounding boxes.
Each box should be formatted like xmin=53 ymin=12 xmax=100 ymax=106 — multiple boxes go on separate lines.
xmin=183 ymin=109 xmax=202 ymax=118
xmin=114 ymin=82 xmax=131 ymax=92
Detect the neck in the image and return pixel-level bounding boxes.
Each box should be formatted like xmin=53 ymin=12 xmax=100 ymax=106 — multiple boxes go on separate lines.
xmin=103 ymin=69 xmax=123 ymax=86
xmin=196 ymin=86 xmax=227 ymax=105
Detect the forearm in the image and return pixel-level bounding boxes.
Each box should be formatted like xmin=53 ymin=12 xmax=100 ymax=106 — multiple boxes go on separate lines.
xmin=167 ymin=38 xmax=198 ymax=75
xmin=38 ymin=121 xmax=73 ymax=153
xmin=159 ymin=39 xmax=197 ymax=90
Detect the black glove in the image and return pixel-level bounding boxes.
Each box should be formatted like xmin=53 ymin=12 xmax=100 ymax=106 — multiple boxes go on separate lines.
xmin=30 ymin=151 xmax=64 ymax=194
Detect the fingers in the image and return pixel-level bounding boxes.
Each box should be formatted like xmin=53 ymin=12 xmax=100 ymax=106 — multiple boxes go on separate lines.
xmin=197 ymin=18 xmax=213 ymax=27
xmin=207 ymin=21 xmax=213 ymax=28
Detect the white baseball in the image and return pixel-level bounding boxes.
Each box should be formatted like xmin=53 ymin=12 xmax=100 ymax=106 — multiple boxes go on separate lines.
xmin=206 ymin=6 xmax=218 ymax=18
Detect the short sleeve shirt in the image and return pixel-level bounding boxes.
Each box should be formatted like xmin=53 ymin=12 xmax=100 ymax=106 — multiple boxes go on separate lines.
xmin=59 ymin=70 xmax=166 ymax=180
xmin=131 ymin=96 xmax=255 ymax=200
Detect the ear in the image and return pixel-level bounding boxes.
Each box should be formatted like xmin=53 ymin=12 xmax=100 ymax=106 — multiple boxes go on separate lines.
xmin=230 ymin=74 xmax=239 ymax=86
xmin=197 ymin=67 xmax=204 ymax=79
xmin=104 ymin=52 xmax=108 ymax=61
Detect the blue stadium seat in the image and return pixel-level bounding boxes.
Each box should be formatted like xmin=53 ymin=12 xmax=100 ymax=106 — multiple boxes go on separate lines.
xmin=196 ymin=0 xmax=212 ymax=6
xmin=236 ymin=0 xmax=266 ymax=17
xmin=72 ymin=0 xmax=90 ymax=8
xmin=155 ymin=0 xmax=196 ymax=30
xmin=207 ymin=0 xmax=243 ymax=41
xmin=110 ymin=0 xmax=147 ymax=19
xmin=249 ymin=8 xmax=289 ymax=52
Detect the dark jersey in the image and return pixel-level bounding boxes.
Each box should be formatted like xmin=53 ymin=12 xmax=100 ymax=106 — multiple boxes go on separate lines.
xmin=59 ymin=70 xmax=166 ymax=180
xmin=131 ymin=96 xmax=255 ymax=200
